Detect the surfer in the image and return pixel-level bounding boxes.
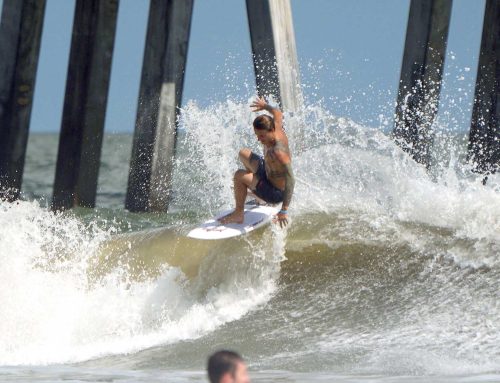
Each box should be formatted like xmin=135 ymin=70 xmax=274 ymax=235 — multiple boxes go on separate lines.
xmin=219 ymin=97 xmax=295 ymax=228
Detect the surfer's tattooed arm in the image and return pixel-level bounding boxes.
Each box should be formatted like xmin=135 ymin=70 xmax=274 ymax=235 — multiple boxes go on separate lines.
xmin=274 ymin=140 xmax=289 ymax=154
xmin=281 ymin=163 xmax=295 ymax=210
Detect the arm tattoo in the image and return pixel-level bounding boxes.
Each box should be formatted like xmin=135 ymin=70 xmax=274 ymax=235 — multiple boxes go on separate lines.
xmin=274 ymin=140 xmax=289 ymax=154
xmin=282 ymin=163 xmax=295 ymax=209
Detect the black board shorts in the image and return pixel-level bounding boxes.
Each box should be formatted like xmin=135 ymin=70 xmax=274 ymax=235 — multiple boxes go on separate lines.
xmin=252 ymin=156 xmax=284 ymax=204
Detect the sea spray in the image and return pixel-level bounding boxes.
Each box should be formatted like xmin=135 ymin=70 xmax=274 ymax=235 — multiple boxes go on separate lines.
xmin=174 ymin=98 xmax=499 ymax=271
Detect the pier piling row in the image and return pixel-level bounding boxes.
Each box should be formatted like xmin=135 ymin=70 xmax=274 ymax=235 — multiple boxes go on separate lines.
xmin=393 ymin=0 xmax=452 ymax=169
xmin=0 ymin=0 xmax=499 ymax=211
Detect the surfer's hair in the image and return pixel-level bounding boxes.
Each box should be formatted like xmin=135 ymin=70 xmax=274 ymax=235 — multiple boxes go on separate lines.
xmin=253 ymin=114 xmax=274 ymax=131
xmin=207 ymin=350 xmax=244 ymax=383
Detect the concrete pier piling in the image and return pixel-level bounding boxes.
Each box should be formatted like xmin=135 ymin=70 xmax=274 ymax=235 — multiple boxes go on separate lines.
xmin=246 ymin=0 xmax=302 ymax=113
xmin=52 ymin=0 xmax=119 ymax=210
xmin=393 ymin=0 xmax=452 ymax=169
xmin=0 ymin=0 xmax=46 ymax=201
xmin=126 ymin=0 xmax=194 ymax=213
xmin=467 ymin=0 xmax=500 ymax=179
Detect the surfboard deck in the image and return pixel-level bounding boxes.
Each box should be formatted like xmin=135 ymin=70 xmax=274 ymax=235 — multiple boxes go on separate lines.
xmin=187 ymin=202 xmax=280 ymax=240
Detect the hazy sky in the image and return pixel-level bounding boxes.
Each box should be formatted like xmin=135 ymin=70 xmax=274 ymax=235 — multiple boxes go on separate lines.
xmin=1 ymin=0 xmax=486 ymax=133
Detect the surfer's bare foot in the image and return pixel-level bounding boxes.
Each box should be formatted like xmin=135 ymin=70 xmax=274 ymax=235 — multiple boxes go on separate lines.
xmin=218 ymin=210 xmax=244 ymax=224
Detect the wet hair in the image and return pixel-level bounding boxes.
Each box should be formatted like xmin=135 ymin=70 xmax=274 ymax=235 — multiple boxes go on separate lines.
xmin=253 ymin=114 xmax=274 ymax=131
xmin=207 ymin=350 xmax=244 ymax=383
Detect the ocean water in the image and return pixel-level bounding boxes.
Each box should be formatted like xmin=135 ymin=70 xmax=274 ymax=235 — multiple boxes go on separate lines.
xmin=0 ymin=101 xmax=499 ymax=382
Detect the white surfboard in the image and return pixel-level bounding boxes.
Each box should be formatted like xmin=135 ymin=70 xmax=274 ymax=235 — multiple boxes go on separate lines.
xmin=187 ymin=202 xmax=280 ymax=240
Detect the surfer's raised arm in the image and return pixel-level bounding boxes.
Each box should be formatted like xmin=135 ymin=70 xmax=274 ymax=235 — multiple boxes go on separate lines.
xmin=250 ymin=97 xmax=283 ymax=132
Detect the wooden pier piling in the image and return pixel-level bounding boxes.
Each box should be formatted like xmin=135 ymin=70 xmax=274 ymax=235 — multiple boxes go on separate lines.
xmin=246 ymin=0 xmax=302 ymax=112
xmin=467 ymin=0 xmax=500 ymax=178
xmin=52 ymin=0 xmax=119 ymax=210
xmin=0 ymin=0 xmax=46 ymax=201
xmin=125 ymin=0 xmax=194 ymax=213
xmin=393 ymin=0 xmax=452 ymax=168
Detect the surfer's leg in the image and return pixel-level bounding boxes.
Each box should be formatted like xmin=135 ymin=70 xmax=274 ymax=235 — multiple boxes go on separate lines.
xmin=239 ymin=148 xmax=261 ymax=173
xmin=219 ymin=170 xmax=258 ymax=224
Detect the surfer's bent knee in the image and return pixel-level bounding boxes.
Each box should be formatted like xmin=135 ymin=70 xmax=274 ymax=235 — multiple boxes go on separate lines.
xmin=239 ymin=148 xmax=260 ymax=162
xmin=239 ymin=148 xmax=251 ymax=159
xmin=234 ymin=169 xmax=247 ymax=180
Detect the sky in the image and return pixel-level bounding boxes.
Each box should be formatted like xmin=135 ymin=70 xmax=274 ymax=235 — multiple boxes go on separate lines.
xmin=0 ymin=0 xmax=486 ymax=133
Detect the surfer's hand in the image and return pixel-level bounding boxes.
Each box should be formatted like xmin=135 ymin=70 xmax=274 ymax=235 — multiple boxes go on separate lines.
xmin=274 ymin=211 xmax=288 ymax=228
xmin=251 ymin=97 xmax=267 ymax=112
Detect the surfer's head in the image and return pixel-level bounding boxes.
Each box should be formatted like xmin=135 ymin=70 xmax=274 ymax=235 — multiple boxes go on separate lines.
xmin=253 ymin=114 xmax=274 ymax=132
xmin=207 ymin=350 xmax=249 ymax=383
xmin=253 ymin=115 xmax=276 ymax=146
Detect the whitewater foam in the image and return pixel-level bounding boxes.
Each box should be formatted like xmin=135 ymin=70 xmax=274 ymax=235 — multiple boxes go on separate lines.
xmin=0 ymin=199 xmax=285 ymax=365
